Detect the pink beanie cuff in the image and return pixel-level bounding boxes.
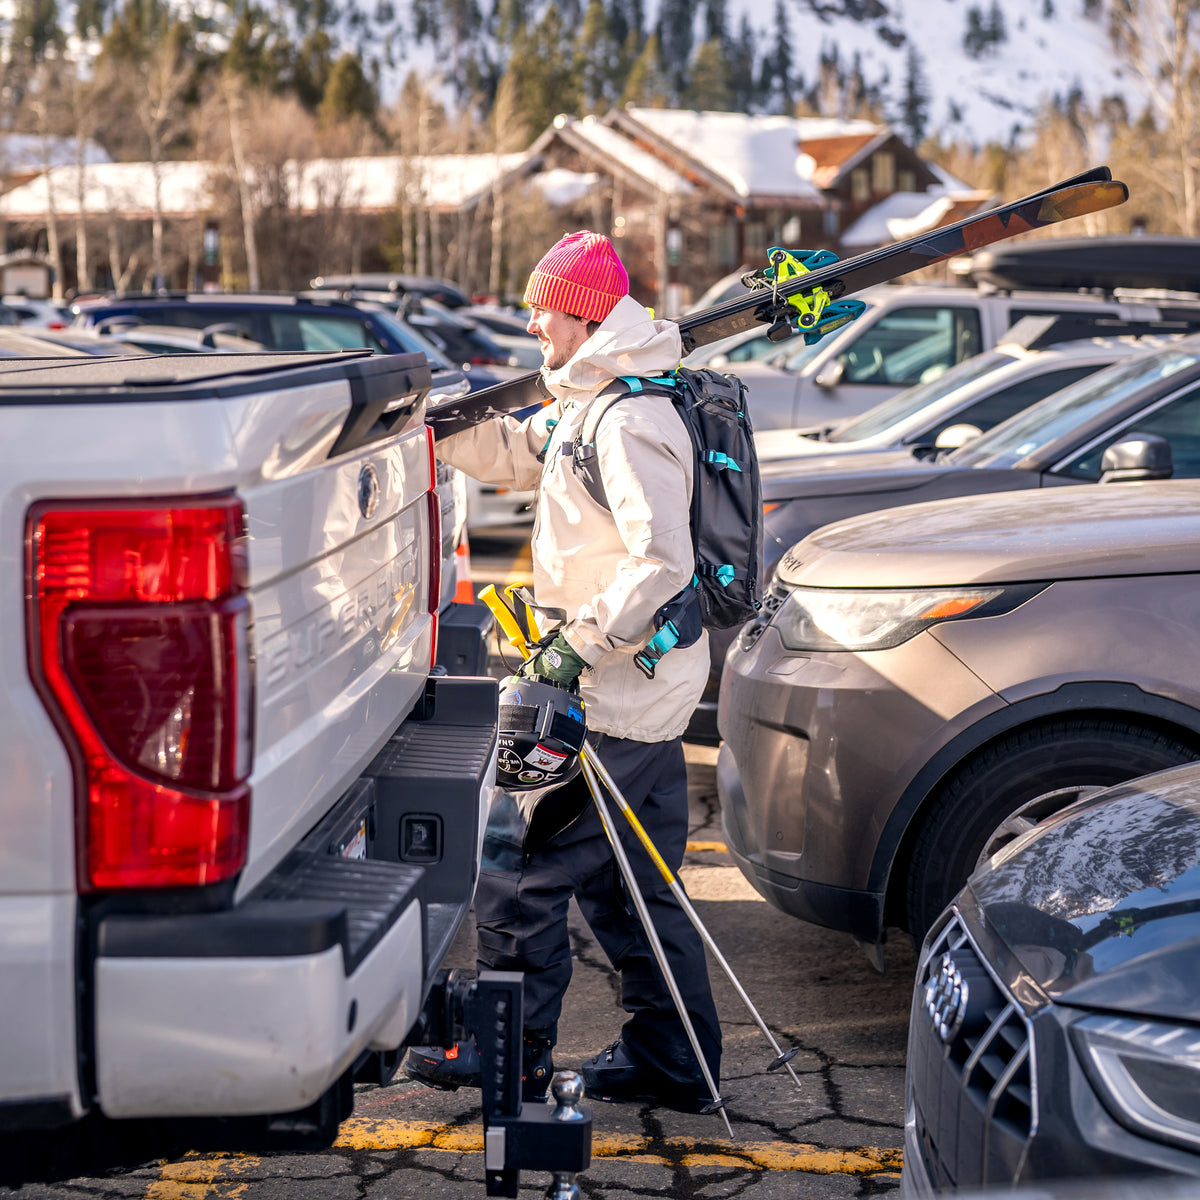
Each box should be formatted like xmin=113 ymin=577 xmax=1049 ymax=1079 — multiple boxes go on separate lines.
xmin=524 ymin=231 xmax=629 ymax=323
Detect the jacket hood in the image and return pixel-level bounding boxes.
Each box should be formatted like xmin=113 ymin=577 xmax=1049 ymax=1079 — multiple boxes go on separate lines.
xmin=541 ymin=293 xmax=683 ymax=406
xmin=969 ymin=762 xmax=1200 ymax=1023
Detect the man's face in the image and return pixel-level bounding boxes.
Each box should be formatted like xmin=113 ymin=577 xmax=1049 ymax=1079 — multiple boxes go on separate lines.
xmin=526 ymin=305 xmax=590 ymax=371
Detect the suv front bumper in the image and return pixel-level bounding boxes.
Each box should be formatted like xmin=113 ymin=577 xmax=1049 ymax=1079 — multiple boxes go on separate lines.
xmin=716 ymin=624 xmax=1001 ymax=940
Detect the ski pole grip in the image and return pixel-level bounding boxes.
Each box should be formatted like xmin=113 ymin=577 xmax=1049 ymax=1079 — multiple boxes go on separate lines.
xmin=479 ymin=584 xmax=532 ymax=661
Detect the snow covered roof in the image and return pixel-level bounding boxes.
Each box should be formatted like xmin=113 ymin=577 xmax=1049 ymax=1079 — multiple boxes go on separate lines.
xmin=840 ymin=189 xmax=991 ymax=249
xmin=0 ymin=133 xmax=111 ymax=173
xmin=0 ymin=153 xmax=532 ymax=219
xmin=531 ymin=167 xmax=601 ymax=207
xmin=616 ymin=108 xmax=883 ymax=202
xmin=0 ymin=161 xmax=211 ymax=219
xmin=541 ymin=115 xmax=694 ymax=198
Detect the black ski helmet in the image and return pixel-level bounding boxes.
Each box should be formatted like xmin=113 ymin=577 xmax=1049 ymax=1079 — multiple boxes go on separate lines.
xmin=496 ymin=675 xmax=587 ymax=791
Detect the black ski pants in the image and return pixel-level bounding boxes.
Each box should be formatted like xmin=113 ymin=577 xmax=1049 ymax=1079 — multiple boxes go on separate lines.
xmin=474 ymin=733 xmax=721 ymax=1089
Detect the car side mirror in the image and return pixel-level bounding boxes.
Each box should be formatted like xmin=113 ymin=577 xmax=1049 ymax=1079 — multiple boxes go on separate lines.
xmin=1098 ymin=434 xmax=1174 ymax=483
xmin=814 ymin=360 xmax=845 ymax=390
xmin=934 ymin=423 xmax=983 ymax=450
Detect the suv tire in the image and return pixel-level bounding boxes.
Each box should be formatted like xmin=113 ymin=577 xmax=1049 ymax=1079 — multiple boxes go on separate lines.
xmin=905 ymin=717 xmax=1199 ymax=937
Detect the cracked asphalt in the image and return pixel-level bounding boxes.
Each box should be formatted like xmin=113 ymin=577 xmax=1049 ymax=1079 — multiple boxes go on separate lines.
xmin=1 ymin=532 xmax=919 ymax=1199
xmin=2 ymin=744 xmax=918 ymax=1200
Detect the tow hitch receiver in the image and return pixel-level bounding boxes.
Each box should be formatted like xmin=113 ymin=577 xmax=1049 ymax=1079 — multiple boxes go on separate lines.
xmin=415 ymin=969 xmax=592 ymax=1198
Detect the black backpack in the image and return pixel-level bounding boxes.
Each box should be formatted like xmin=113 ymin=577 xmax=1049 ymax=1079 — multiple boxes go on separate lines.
xmin=569 ymin=366 xmax=763 ymax=677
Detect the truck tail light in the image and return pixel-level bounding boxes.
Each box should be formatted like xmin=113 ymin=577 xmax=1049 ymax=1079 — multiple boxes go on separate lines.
xmin=27 ymin=497 xmax=253 ymax=892
xmin=426 ymin=427 xmax=441 ymax=670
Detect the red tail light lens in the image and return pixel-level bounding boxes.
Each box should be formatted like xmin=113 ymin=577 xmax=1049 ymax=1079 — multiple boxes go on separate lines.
xmin=28 ymin=497 xmax=253 ymax=892
xmin=426 ymin=427 xmax=441 ymax=669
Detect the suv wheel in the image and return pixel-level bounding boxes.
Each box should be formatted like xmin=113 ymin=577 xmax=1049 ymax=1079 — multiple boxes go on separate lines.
xmin=905 ymin=718 xmax=1199 ymax=938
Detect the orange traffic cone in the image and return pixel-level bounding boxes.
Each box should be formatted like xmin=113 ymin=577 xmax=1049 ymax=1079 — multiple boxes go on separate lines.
xmin=453 ymin=533 xmax=476 ymax=604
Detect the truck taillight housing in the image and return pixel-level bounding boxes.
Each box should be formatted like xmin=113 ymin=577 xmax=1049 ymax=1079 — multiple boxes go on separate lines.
xmin=426 ymin=426 xmax=441 ymax=670
xmin=27 ymin=497 xmax=253 ymax=892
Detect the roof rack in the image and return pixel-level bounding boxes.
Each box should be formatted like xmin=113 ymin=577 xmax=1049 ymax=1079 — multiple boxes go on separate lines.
xmin=1001 ymin=311 xmax=1200 ymax=351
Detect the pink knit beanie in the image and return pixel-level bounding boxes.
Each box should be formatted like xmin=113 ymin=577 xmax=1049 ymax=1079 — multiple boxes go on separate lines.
xmin=523 ymin=231 xmax=629 ymax=323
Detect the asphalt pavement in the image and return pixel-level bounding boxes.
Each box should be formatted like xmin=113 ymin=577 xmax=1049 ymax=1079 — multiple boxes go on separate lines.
xmin=2 ymin=529 xmax=919 ymax=1199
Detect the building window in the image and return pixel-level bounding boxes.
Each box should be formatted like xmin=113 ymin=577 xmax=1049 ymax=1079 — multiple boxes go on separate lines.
xmin=710 ymin=224 xmax=737 ymax=268
xmin=872 ymin=152 xmax=895 ymax=194
xmin=744 ymin=221 xmax=767 ymax=258
xmin=898 ymin=169 xmax=916 ymax=193
xmin=851 ymin=168 xmax=870 ymax=201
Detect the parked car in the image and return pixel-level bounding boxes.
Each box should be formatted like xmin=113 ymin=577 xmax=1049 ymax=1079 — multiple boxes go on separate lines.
xmin=68 ymin=292 xmax=474 ymax=406
xmin=687 ymin=330 xmax=1184 ymax=744
xmin=756 ymin=314 xmax=1200 ymax=463
xmin=714 ymin=282 xmax=1200 ymax=431
xmin=458 ymin=305 xmax=543 ymax=369
xmin=1 ymin=295 xmax=67 ymax=328
xmin=308 ymin=272 xmax=472 ymax=309
xmin=904 ymin=761 xmax=1200 ymax=1193
xmin=92 ymin=322 xmax=267 ymax=354
xmin=718 ymin=474 xmax=1200 ymax=957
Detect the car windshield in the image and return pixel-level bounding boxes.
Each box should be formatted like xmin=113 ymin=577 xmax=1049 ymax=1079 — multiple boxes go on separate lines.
xmin=947 ymin=345 xmax=1200 ymax=468
xmin=826 ymin=350 xmax=1014 ymax=442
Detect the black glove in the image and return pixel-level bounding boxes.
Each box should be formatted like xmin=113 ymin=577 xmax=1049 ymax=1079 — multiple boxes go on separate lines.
xmin=520 ymin=632 xmax=587 ymax=686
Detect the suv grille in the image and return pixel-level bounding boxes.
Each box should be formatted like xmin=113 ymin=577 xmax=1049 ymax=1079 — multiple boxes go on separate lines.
xmin=909 ymin=912 xmax=1036 ymax=1188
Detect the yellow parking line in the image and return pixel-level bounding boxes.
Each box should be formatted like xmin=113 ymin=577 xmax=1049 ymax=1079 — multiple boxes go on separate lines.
xmin=142 ymin=1151 xmax=257 ymax=1198
xmin=333 ymin=1118 xmax=902 ymax=1176
xmin=686 ymin=840 xmax=728 ymax=853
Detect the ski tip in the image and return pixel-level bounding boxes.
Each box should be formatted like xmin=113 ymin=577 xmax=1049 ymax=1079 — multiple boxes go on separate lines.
xmin=1038 ymin=179 xmax=1129 ymax=224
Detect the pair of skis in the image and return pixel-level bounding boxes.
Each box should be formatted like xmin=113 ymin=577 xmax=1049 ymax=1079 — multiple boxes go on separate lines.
xmin=427 ymin=166 xmax=1128 ymax=441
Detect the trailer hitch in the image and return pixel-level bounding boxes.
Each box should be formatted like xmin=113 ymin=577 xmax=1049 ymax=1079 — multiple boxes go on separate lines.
xmin=414 ymin=969 xmax=592 ymax=1198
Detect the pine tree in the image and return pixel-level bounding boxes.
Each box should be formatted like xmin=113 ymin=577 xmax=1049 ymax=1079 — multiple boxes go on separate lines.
xmin=962 ymin=5 xmax=987 ymax=57
xmin=11 ymin=0 xmax=65 ymax=63
xmin=898 ymin=45 xmax=930 ymax=146
xmin=656 ymin=0 xmax=695 ymax=103
xmin=575 ymin=0 xmax=619 ymax=113
xmin=985 ymin=0 xmax=1007 ymax=45
xmin=500 ymin=5 xmax=582 ymax=138
xmin=702 ymin=0 xmax=728 ymax=46
xmin=318 ymin=51 xmax=377 ymax=126
xmin=620 ymin=30 xmax=670 ymax=107
xmin=760 ymin=0 xmax=796 ymax=115
xmin=727 ymin=13 xmax=759 ymax=111
xmin=683 ymin=39 xmax=733 ymax=110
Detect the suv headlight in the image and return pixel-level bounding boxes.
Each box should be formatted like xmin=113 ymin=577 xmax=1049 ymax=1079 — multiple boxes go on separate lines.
xmin=773 ymin=584 xmax=1006 ymax=651
xmin=1074 ymin=1014 xmax=1200 ymax=1152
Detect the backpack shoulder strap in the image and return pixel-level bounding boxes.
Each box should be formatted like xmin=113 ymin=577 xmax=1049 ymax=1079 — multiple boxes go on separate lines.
xmin=569 ymin=374 xmax=678 ymax=510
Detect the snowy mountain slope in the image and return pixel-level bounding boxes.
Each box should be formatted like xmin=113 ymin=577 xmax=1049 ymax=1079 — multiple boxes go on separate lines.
xmin=0 ymin=0 xmax=1135 ymax=149
xmin=722 ymin=0 xmax=1133 ymax=145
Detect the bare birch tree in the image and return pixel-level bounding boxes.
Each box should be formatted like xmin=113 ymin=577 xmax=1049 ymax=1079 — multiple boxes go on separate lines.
xmin=1109 ymin=0 xmax=1200 ymax=234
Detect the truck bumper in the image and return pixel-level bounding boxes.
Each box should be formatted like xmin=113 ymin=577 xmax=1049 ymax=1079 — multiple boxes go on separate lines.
xmin=91 ymin=675 xmax=498 ymax=1120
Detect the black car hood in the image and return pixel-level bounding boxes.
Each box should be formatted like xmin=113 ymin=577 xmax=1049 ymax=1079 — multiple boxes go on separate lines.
xmin=970 ymin=763 xmax=1200 ymax=1022
xmin=759 ymin=447 xmax=949 ymax=502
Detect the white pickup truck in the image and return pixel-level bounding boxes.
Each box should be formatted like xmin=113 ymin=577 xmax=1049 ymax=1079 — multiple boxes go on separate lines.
xmin=0 ymin=349 xmax=499 ymax=1139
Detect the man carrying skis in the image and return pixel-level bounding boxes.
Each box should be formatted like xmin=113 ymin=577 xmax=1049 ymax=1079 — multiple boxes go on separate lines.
xmin=405 ymin=230 xmax=721 ymax=1112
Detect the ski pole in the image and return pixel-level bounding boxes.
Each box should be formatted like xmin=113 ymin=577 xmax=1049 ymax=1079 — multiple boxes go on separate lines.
xmin=581 ymin=747 xmax=803 ymax=1091
xmin=578 ymin=753 xmax=734 ymax=1138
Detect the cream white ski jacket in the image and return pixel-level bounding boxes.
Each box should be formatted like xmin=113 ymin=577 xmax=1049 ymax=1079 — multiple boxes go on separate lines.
xmin=437 ymin=293 xmax=707 ymax=741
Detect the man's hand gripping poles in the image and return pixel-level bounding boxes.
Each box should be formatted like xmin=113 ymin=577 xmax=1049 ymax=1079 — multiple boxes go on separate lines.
xmin=481 ymin=586 xmax=803 ymax=1138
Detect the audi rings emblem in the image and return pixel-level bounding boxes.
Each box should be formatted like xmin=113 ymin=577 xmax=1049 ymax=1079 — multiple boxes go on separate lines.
xmin=358 ymin=463 xmax=381 ymax=519
xmin=924 ymin=952 xmax=969 ymax=1045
